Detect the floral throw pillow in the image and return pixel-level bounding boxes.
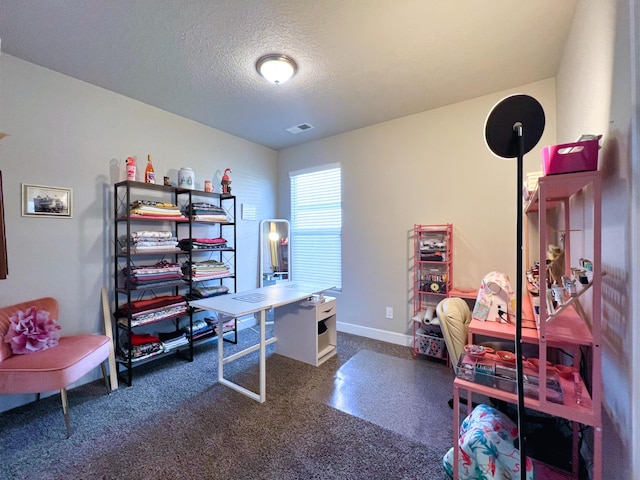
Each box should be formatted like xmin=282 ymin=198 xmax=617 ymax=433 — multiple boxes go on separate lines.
xmin=4 ymin=306 xmax=61 ymax=355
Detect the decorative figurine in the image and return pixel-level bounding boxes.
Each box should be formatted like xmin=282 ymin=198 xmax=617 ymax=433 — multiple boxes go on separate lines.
xmin=221 ymin=168 xmax=232 ymax=194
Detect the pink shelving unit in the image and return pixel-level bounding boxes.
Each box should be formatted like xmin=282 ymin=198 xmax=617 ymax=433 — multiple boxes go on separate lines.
xmin=452 ymin=171 xmax=602 ymax=480
xmin=412 ymin=223 xmax=453 ymax=360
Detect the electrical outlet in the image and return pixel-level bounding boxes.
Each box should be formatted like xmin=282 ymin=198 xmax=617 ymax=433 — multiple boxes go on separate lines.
xmin=386 ymin=306 xmax=393 ymax=319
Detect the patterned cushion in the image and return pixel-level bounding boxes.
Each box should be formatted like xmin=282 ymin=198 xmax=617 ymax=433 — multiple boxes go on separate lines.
xmin=443 ymin=404 xmax=535 ymax=479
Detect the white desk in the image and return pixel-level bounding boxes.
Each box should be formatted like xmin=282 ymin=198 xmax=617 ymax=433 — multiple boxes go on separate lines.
xmin=190 ymin=282 xmax=334 ymax=403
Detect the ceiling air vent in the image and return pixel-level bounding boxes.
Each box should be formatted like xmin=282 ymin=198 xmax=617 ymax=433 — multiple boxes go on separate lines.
xmin=286 ymin=123 xmax=314 ymax=134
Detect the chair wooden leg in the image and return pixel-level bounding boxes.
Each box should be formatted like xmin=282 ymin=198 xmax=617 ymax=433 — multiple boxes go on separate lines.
xmin=60 ymin=388 xmax=71 ymax=438
xmin=101 ymin=287 xmax=119 ymax=391
xmin=101 ymin=361 xmax=111 ymax=394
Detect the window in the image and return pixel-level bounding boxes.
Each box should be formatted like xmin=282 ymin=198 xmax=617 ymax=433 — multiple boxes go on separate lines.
xmin=289 ymin=164 xmax=342 ymax=290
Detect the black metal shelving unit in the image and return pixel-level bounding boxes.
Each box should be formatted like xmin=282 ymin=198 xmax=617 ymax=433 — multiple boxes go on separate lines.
xmin=113 ymin=180 xmax=237 ymax=386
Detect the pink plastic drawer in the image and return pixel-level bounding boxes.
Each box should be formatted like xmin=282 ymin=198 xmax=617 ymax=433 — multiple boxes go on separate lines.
xmin=542 ymin=139 xmax=598 ymax=175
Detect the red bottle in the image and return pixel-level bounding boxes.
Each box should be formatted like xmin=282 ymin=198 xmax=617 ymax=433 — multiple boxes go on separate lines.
xmin=145 ymin=155 xmax=155 ymax=184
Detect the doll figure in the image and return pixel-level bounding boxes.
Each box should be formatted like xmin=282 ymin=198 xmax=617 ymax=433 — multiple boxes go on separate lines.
xmin=221 ymin=168 xmax=232 ymax=194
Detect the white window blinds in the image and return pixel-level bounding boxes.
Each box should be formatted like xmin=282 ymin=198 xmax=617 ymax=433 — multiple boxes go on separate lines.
xmin=289 ymin=164 xmax=342 ymax=290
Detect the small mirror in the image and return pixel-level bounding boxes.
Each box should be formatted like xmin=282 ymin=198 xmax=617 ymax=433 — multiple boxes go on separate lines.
xmin=259 ymin=219 xmax=290 ymax=287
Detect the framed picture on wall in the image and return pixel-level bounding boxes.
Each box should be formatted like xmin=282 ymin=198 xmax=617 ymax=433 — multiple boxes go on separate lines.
xmin=21 ymin=183 xmax=73 ymax=218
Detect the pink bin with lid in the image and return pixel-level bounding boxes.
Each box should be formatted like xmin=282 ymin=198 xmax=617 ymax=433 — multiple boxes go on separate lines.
xmin=542 ymin=139 xmax=599 ymax=175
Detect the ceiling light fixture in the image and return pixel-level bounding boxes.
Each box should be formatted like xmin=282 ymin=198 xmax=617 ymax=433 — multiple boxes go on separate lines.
xmin=256 ymin=54 xmax=297 ymax=85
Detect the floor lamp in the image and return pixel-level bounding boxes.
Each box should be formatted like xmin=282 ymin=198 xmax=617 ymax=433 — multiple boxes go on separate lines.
xmin=484 ymin=94 xmax=545 ymax=480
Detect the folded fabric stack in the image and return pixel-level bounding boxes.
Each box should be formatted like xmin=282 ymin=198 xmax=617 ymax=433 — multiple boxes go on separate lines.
xmin=182 ymin=259 xmax=230 ymax=280
xmin=157 ymin=330 xmax=189 ymax=350
xmin=117 ymin=332 xmax=163 ymax=361
xmin=178 ymin=317 xmax=214 ymax=340
xmin=178 ymin=237 xmax=228 ymax=251
xmin=217 ymin=320 xmax=235 ymax=336
xmin=129 ymin=200 xmax=187 ymax=220
xmin=184 ymin=202 xmax=229 ymax=222
xmin=190 ymin=285 xmax=229 ymax=299
xmin=116 ymin=294 xmax=188 ymax=327
xmin=205 ymin=316 xmax=236 ymax=336
xmin=120 ymin=260 xmax=184 ymax=288
xmin=121 ymin=230 xmax=180 ymax=254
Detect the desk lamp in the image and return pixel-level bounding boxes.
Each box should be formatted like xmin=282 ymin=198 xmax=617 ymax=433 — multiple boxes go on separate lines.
xmin=484 ymin=94 xmax=545 ymax=480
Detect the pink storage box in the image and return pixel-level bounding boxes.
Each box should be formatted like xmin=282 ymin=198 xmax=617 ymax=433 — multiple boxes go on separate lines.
xmin=542 ymin=139 xmax=599 ymax=175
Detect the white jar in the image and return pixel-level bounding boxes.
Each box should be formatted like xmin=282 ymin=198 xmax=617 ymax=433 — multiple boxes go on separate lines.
xmin=178 ymin=167 xmax=195 ymax=189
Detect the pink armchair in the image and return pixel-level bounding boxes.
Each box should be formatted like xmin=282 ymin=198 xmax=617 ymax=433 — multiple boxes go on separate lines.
xmin=0 ymin=297 xmax=113 ymax=437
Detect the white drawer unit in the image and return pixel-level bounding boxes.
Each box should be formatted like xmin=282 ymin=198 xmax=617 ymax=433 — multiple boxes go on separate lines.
xmin=274 ymin=296 xmax=337 ymax=366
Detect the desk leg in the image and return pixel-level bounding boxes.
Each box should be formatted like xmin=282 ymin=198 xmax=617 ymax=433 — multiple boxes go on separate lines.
xmin=593 ymin=426 xmax=602 ymax=480
xmin=259 ymin=309 xmax=267 ymax=403
xmin=216 ymin=310 xmax=276 ymax=402
xmin=218 ymin=315 xmax=224 ymax=382
xmin=453 ymin=383 xmax=460 ymax=480
xmin=572 ymin=421 xmax=579 ymax=478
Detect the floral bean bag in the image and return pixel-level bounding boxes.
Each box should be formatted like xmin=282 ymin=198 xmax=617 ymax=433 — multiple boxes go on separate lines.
xmin=443 ymin=404 xmax=535 ymax=479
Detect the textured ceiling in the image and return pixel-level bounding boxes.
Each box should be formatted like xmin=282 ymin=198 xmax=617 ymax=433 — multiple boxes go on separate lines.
xmin=0 ymin=1 xmax=577 ymax=150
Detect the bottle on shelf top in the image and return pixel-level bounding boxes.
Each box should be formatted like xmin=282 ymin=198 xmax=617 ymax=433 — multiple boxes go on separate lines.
xmin=145 ymin=155 xmax=155 ymax=184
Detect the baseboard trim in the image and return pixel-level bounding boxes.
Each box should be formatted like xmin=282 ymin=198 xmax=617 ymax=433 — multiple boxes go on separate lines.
xmin=337 ymin=321 xmax=413 ymax=347
xmin=213 ymin=316 xmax=412 ymax=347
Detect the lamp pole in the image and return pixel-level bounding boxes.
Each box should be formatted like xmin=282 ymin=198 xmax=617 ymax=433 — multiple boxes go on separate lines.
xmin=484 ymin=94 xmax=545 ymax=480
xmin=514 ymin=121 xmax=527 ymax=480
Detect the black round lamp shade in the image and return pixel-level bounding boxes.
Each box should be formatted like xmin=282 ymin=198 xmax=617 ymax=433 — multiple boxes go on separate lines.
xmin=485 ymin=94 xmax=545 ymax=159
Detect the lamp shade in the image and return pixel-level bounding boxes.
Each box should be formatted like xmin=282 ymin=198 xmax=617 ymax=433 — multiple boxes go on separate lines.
xmin=256 ymin=54 xmax=297 ymax=84
xmin=484 ymin=94 xmax=545 ymax=159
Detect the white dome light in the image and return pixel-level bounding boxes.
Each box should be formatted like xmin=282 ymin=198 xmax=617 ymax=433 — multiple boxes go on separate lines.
xmin=256 ymin=54 xmax=297 ymax=85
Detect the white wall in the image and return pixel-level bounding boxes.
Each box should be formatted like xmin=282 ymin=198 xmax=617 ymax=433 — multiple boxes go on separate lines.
xmin=1 ymin=6 xmax=633 ymax=472
xmin=556 ymin=0 xmax=633 ymax=477
xmin=278 ymin=79 xmax=557 ymax=341
xmin=0 ymin=54 xmax=277 ymax=412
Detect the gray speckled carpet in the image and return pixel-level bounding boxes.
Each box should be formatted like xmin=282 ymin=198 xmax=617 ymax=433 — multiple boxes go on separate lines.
xmin=311 ymin=349 xmax=454 ymax=448
xmin=0 ymin=329 xmax=454 ymax=480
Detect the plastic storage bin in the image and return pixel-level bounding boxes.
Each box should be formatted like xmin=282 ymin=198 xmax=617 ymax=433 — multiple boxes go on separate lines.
xmin=542 ymin=139 xmax=598 ymax=175
xmin=416 ymin=331 xmax=446 ymax=358
xmin=454 ymin=354 xmax=564 ymax=403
